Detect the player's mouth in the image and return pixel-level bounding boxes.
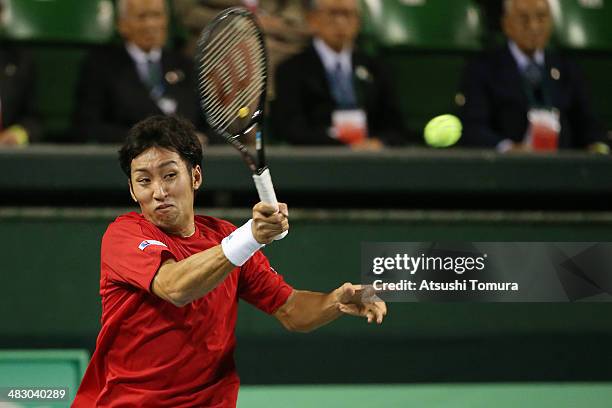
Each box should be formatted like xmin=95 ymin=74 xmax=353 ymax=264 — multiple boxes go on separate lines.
xmin=155 ymin=204 xmax=174 ymax=212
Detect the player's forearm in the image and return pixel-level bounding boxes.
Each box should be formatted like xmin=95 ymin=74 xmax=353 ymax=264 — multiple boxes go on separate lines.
xmin=275 ymin=289 xmax=343 ymax=333
xmin=154 ymin=245 xmax=235 ymax=307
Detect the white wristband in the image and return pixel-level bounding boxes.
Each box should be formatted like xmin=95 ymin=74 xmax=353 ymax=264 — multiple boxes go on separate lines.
xmin=221 ymin=219 xmax=264 ymax=266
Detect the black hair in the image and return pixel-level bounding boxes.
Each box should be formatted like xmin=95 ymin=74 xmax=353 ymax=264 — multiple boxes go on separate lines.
xmin=119 ymin=115 xmax=203 ymax=177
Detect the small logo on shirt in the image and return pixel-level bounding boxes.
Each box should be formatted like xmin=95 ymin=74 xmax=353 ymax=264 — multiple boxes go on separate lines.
xmin=138 ymin=240 xmax=168 ymax=251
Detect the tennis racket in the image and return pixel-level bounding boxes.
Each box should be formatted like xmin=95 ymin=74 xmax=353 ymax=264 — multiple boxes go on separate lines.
xmin=196 ymin=7 xmax=287 ymax=240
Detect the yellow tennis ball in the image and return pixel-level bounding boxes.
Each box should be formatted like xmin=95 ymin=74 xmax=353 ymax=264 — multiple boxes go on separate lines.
xmin=238 ymin=106 xmax=250 ymax=118
xmin=424 ymin=114 xmax=462 ymax=148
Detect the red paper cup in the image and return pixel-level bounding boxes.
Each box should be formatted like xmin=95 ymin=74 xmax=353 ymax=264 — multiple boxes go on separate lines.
xmin=337 ymin=125 xmax=367 ymax=145
xmin=531 ymin=123 xmax=559 ymax=151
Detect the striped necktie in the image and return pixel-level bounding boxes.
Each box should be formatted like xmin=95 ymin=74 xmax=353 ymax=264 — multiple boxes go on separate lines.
xmin=523 ymin=60 xmax=545 ymax=106
xmin=524 ymin=60 xmax=542 ymax=87
xmin=145 ymin=58 xmax=164 ymax=98
xmin=329 ymin=61 xmax=357 ymax=109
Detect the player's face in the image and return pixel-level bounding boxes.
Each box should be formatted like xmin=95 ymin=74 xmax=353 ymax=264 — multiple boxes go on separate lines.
xmin=129 ymin=147 xmax=202 ymax=237
xmin=309 ymin=0 xmax=361 ymax=53
xmin=118 ymin=0 xmax=168 ymax=52
xmin=503 ymin=0 xmax=553 ymax=55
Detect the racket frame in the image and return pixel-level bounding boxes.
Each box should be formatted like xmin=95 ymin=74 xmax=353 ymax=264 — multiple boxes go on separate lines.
xmin=195 ymin=6 xmax=270 ymax=176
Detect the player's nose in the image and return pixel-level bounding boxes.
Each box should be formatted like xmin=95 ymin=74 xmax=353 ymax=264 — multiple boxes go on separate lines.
xmin=152 ymin=181 xmax=168 ymax=200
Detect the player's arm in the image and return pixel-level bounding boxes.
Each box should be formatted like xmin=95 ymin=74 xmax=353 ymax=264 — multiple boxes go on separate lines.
xmin=152 ymin=247 xmax=235 ymax=307
xmin=153 ymin=202 xmax=289 ymax=307
xmin=273 ymin=283 xmax=387 ymax=333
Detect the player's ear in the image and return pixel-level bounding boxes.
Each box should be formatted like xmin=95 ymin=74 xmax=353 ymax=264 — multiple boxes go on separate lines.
xmin=192 ymin=165 xmax=202 ymax=190
xmin=128 ymin=180 xmax=138 ymax=202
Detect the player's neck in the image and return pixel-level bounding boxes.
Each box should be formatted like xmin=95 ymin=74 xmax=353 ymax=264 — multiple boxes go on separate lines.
xmin=164 ymin=215 xmax=196 ymax=238
xmin=174 ymin=221 xmax=196 ymax=238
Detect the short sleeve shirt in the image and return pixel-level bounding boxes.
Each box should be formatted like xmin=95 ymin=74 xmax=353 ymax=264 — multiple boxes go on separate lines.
xmin=73 ymin=212 xmax=293 ymax=407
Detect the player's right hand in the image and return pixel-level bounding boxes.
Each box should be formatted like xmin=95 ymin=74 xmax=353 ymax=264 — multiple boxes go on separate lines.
xmin=251 ymin=202 xmax=289 ymax=244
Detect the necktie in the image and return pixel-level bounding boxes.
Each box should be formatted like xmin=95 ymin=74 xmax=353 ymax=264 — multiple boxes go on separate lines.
xmin=145 ymin=58 xmax=164 ymax=98
xmin=524 ymin=60 xmax=542 ymax=87
xmin=329 ymin=61 xmax=357 ymax=109
xmin=523 ymin=60 xmax=545 ymax=106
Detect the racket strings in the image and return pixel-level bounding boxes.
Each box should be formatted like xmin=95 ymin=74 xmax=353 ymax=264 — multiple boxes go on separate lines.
xmin=200 ymin=46 xmax=264 ymax=130
xmin=197 ymin=27 xmax=248 ymax=83
xmin=201 ymin=41 xmax=265 ymax=130
xmin=205 ymin=75 xmax=261 ymax=128
xmin=201 ymin=41 xmax=261 ymax=120
xmin=197 ymin=16 xmax=266 ymax=133
xmin=197 ymin=16 xmax=248 ymax=70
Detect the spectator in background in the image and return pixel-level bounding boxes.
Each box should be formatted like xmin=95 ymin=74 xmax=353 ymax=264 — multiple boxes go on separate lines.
xmin=0 ymin=0 xmax=40 ymax=146
xmin=173 ymin=0 xmax=309 ymax=99
xmin=458 ymin=0 xmax=607 ymax=152
xmin=73 ymin=0 xmax=206 ymax=144
xmin=272 ymin=0 xmax=407 ymax=148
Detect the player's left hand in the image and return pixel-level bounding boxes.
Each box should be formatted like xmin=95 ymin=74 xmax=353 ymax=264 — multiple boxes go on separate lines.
xmin=335 ymin=283 xmax=387 ymax=324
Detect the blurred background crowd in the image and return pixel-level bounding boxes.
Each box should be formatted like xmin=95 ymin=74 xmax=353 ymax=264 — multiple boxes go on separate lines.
xmin=1 ymin=0 xmax=611 ymax=153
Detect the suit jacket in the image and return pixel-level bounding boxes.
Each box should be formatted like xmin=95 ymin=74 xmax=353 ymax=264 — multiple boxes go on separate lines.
xmin=0 ymin=47 xmax=40 ymax=141
xmin=272 ymin=45 xmax=408 ymax=146
xmin=73 ymin=46 xmax=205 ymax=143
xmin=458 ymin=44 xmax=605 ymax=149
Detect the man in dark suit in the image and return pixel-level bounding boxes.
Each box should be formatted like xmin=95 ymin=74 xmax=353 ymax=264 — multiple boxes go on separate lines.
xmin=272 ymin=0 xmax=407 ymax=148
xmin=458 ymin=0 xmax=606 ymax=152
xmin=0 ymin=46 xmax=40 ymax=146
xmin=73 ymin=0 xmax=205 ymax=144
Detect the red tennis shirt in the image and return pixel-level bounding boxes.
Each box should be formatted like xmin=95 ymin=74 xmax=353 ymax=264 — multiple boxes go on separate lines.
xmin=73 ymin=212 xmax=293 ymax=407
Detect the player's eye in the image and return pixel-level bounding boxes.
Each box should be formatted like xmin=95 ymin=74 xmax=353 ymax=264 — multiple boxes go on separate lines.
xmin=165 ymin=173 xmax=177 ymax=180
xmin=137 ymin=178 xmax=150 ymax=184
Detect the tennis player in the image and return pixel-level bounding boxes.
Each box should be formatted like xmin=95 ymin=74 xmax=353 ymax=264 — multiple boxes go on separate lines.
xmin=72 ymin=116 xmax=386 ymax=407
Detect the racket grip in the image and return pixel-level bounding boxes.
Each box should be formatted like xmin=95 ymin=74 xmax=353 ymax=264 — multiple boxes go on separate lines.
xmin=253 ymin=168 xmax=288 ymax=240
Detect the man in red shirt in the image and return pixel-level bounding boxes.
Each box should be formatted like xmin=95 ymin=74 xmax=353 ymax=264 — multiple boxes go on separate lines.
xmin=73 ymin=115 xmax=387 ymax=407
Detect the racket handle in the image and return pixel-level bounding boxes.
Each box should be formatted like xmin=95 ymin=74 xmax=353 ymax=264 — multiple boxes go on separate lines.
xmin=253 ymin=168 xmax=288 ymax=240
